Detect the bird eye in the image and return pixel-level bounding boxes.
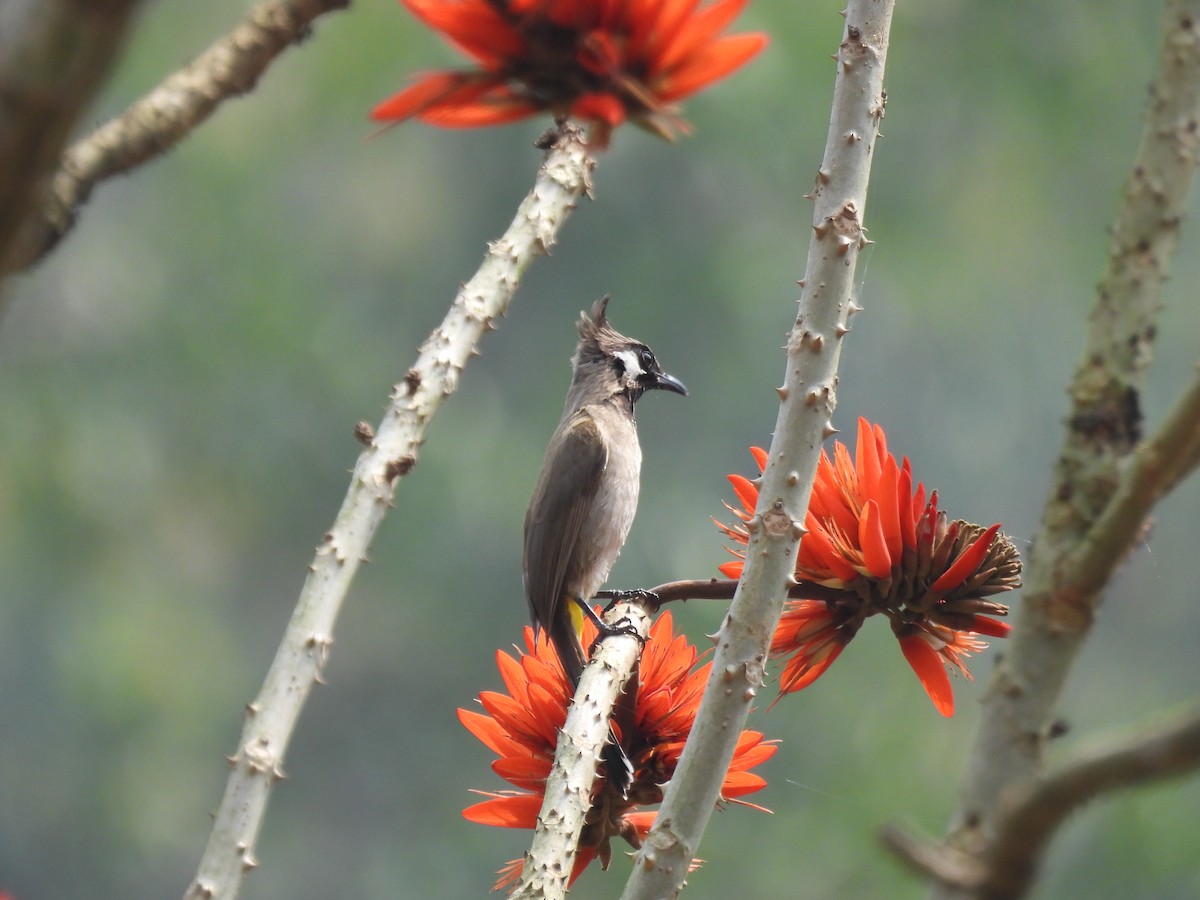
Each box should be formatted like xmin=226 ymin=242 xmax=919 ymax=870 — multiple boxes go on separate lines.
xmin=639 ymin=348 xmax=655 ymax=370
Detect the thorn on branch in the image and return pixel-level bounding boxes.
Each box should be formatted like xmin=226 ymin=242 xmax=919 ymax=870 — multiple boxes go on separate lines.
xmin=353 ymin=421 xmax=375 ymax=445
xmin=384 ymin=456 xmax=416 ymax=483
xmin=403 ymin=369 xmax=422 ymax=396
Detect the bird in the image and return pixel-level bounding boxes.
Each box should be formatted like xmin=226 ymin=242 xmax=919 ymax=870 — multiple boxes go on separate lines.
xmin=523 ymin=295 xmax=686 ymax=789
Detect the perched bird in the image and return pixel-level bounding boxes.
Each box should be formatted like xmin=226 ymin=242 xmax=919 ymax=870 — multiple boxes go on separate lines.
xmin=523 ymin=296 xmax=686 ymax=787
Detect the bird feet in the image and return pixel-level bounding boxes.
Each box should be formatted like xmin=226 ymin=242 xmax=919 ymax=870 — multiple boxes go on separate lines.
xmin=574 ymin=595 xmax=649 ymax=656
xmin=593 ymin=588 xmax=661 ymax=613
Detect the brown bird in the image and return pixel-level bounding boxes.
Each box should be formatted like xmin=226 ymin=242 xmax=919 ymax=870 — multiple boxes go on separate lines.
xmin=523 ymin=296 xmax=686 ymax=787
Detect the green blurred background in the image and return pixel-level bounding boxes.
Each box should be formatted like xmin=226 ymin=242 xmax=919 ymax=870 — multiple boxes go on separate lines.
xmin=2 ymin=0 xmax=1199 ymax=897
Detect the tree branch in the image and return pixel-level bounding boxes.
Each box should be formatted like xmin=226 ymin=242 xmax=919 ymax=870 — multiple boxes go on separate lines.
xmin=0 ymin=0 xmax=143 ymax=279
xmin=599 ymin=577 xmax=880 ymax=607
xmin=978 ymin=702 xmax=1200 ymax=899
xmin=512 ymin=601 xmax=652 ymax=900
xmin=881 ymin=824 xmax=985 ymax=892
xmin=1062 ymin=363 xmax=1200 ymax=599
xmin=620 ymin=5 xmax=894 ymax=897
xmin=891 ymin=703 xmax=1200 ymax=899
xmin=6 ymin=0 xmax=351 ymax=275
xmin=183 ymin=124 xmax=594 ymax=900
xmin=939 ymin=2 xmax=1200 ymax=894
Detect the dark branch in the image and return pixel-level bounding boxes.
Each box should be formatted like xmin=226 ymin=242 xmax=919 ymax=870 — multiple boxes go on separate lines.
xmin=8 ymin=0 xmax=351 ymax=273
xmin=596 ymin=578 xmax=854 ymax=609
xmin=0 ymin=0 xmax=143 ymax=279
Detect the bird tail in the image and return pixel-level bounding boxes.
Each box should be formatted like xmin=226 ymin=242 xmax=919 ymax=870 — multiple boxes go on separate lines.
xmin=549 ymin=609 xmax=588 ymax=687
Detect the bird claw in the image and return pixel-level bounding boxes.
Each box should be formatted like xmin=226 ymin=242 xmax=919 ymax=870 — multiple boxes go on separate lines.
xmin=594 ymin=588 xmax=661 ymax=613
xmin=586 ymin=616 xmax=647 ymax=656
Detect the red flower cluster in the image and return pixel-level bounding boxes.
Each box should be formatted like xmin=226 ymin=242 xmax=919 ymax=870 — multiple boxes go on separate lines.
xmin=717 ymin=419 xmax=1021 ymax=716
xmin=372 ymin=0 xmax=767 ymax=145
xmin=459 ymin=611 xmax=775 ymax=890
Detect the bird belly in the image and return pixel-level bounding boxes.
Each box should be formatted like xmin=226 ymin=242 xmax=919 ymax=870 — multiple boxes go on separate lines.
xmin=571 ymin=439 xmax=641 ymax=602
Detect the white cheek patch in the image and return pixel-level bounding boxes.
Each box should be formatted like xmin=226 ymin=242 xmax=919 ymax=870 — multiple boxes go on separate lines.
xmin=614 ymin=349 xmax=645 ymax=381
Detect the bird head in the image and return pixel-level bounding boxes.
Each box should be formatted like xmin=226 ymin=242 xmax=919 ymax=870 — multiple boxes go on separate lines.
xmin=573 ymin=296 xmax=688 ymax=403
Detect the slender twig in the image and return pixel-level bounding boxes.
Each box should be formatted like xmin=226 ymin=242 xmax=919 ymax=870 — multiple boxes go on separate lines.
xmin=511 ymin=601 xmax=652 ymax=900
xmin=621 ymin=5 xmax=894 ymax=898
xmin=939 ymin=6 xmax=1200 ymax=893
xmin=7 ymin=0 xmax=351 ymax=274
xmin=0 ymin=0 xmax=143 ymax=279
xmin=892 ymin=703 xmax=1200 ymax=899
xmin=599 ymin=578 xmax=874 ymax=607
xmin=183 ymin=125 xmax=594 ymax=900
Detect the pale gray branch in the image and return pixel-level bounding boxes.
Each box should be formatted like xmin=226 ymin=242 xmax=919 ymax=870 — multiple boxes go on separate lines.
xmin=620 ymin=5 xmax=895 ymax=898
xmin=897 ymin=703 xmax=1200 ymax=899
xmin=939 ymin=3 xmax=1200 ymax=896
xmin=1156 ymin=365 xmax=1200 ymax=496
xmin=7 ymin=0 xmax=350 ymax=274
xmin=511 ymin=601 xmax=652 ymax=900
xmin=183 ymin=125 xmax=594 ymax=900
xmin=881 ymin=824 xmax=985 ymax=891
xmin=1064 ymin=364 xmax=1200 ymax=599
xmin=977 ymin=702 xmax=1200 ymax=899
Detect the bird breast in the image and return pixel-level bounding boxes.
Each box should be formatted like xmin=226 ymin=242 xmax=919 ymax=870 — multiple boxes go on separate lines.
xmin=575 ymin=410 xmax=642 ymax=599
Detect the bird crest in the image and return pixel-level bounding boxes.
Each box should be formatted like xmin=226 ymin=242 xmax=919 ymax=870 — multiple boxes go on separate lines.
xmin=576 ymin=295 xmax=633 ymax=363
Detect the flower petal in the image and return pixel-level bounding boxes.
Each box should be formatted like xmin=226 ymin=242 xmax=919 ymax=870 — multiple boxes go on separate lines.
xmin=493 ymin=755 xmax=552 ymax=790
xmin=371 ymin=71 xmax=478 ymax=122
xmin=463 ymin=792 xmax=544 ymax=828
xmin=458 ymin=708 xmax=526 ymax=758
xmin=898 ymin=634 xmax=954 ymax=717
xmin=418 ymin=92 xmax=539 ymax=127
xmin=854 ymin=417 xmax=882 ymax=496
xmin=654 ymin=32 xmax=767 ymax=102
xmin=877 ymin=454 xmax=903 ymax=564
xmin=721 ymin=770 xmax=769 ymax=797
xmin=653 ymin=0 xmax=751 ymax=75
xmin=402 ymin=0 xmax=526 ymax=64
xmin=858 ymin=499 xmax=893 ymax=579
xmin=931 ymin=523 xmax=1002 ymax=592
xmin=969 ymin=615 xmax=1011 ymax=638
xmin=771 ymin=635 xmax=844 ymax=703
xmin=727 ymin=473 xmax=759 ymax=516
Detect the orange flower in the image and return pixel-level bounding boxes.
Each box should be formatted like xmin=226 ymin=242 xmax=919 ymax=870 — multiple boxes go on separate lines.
xmin=372 ymin=0 xmax=768 ymax=145
xmin=717 ymin=419 xmax=1021 ymax=716
xmin=459 ymin=610 xmax=776 ymax=891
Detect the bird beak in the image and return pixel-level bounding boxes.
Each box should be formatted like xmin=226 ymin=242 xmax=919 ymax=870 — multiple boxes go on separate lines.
xmin=652 ymin=371 xmax=688 ymax=396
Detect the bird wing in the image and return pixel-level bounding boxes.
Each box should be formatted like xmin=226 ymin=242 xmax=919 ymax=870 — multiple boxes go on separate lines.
xmin=523 ymin=408 xmax=607 ymax=637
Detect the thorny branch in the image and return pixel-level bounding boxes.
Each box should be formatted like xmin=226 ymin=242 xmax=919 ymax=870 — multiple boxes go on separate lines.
xmin=184 ymin=124 xmax=594 ymax=900
xmin=621 ymin=4 xmax=895 ymax=898
xmin=511 ymin=601 xmax=652 ymax=900
xmin=0 ymin=0 xmax=143 ymax=279
xmin=938 ymin=2 xmax=1200 ymax=897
